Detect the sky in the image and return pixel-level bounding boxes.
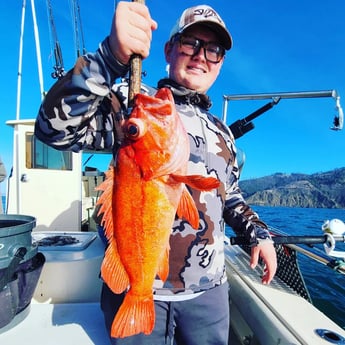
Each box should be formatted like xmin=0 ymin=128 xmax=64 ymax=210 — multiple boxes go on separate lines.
xmin=0 ymin=0 xmax=344 ymax=186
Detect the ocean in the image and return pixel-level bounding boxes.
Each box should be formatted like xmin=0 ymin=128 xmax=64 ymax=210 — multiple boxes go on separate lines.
xmin=1 ymin=195 xmax=345 ymax=329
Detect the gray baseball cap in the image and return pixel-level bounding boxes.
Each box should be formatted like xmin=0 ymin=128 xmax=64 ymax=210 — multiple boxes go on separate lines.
xmin=169 ymin=5 xmax=233 ymax=50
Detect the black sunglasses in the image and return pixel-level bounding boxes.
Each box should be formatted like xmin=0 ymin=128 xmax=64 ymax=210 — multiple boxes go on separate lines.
xmin=172 ymin=34 xmax=225 ymax=63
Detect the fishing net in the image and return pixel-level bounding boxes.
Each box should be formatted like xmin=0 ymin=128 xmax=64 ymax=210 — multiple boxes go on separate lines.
xmin=274 ymin=243 xmax=311 ymax=301
xmin=238 ymin=241 xmax=311 ymax=302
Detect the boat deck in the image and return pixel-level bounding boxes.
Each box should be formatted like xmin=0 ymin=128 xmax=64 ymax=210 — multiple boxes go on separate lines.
xmin=0 ymin=302 xmax=110 ymax=345
xmin=1 ymin=236 xmax=345 ymax=344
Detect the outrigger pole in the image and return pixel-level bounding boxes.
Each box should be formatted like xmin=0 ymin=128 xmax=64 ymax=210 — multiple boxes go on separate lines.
xmin=223 ymin=90 xmax=344 ymax=138
xmin=30 ymin=0 xmax=45 ymax=100
xmin=16 ymin=0 xmax=45 ymax=121
xmin=16 ymin=0 xmax=26 ymax=121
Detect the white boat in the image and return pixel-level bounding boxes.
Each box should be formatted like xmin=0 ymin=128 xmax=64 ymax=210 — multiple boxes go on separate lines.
xmin=1 ymin=1 xmax=345 ymax=344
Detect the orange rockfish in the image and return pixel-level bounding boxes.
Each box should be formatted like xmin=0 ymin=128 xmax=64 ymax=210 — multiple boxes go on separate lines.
xmin=96 ymin=87 xmax=220 ymax=338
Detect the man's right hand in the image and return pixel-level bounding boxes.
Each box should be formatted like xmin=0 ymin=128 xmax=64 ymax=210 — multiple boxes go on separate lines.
xmin=109 ymin=1 xmax=158 ymax=65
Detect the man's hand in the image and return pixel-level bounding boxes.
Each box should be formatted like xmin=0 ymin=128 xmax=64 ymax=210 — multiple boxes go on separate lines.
xmin=109 ymin=2 xmax=158 ymax=65
xmin=250 ymin=242 xmax=277 ymax=285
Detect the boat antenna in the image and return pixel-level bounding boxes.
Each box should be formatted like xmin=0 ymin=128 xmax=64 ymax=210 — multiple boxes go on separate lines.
xmin=46 ymin=0 xmax=65 ymax=79
xmin=71 ymin=0 xmax=86 ymax=58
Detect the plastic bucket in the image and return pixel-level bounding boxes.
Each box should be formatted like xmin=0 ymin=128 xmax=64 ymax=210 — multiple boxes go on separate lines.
xmin=0 ymin=214 xmax=37 ymax=270
xmin=0 ymin=215 xmax=44 ymax=331
xmin=0 ymin=252 xmax=45 ymax=330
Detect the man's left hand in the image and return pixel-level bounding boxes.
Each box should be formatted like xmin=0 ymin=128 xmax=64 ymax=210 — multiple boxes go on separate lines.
xmin=250 ymin=242 xmax=277 ymax=285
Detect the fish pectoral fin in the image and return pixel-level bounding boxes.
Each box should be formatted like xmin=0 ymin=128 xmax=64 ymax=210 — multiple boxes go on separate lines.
xmin=172 ymin=174 xmax=220 ymax=229
xmin=101 ymin=242 xmax=129 ymax=294
xmin=111 ymin=291 xmax=155 ymax=338
xmin=171 ymin=174 xmax=220 ymax=191
xmin=176 ymin=186 xmax=200 ymax=229
xmin=156 ymin=245 xmax=170 ymax=282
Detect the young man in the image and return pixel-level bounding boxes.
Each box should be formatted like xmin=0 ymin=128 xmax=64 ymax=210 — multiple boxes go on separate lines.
xmin=35 ymin=3 xmax=277 ymax=344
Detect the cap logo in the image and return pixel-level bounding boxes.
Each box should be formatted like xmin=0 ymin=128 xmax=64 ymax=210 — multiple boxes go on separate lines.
xmin=193 ymin=8 xmax=222 ymax=24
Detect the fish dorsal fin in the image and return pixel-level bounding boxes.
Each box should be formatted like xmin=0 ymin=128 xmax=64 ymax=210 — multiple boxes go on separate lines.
xmin=95 ymin=166 xmax=116 ymax=241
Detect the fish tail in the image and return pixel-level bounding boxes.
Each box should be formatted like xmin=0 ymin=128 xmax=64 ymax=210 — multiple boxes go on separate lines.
xmin=111 ymin=292 xmax=155 ymax=338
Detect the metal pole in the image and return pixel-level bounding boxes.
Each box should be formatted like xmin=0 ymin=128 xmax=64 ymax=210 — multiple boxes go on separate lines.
xmin=222 ymin=90 xmax=343 ymax=130
xmin=16 ymin=0 xmax=26 ymax=121
xmin=223 ymin=90 xmax=337 ymax=101
xmin=30 ymin=0 xmax=45 ymax=100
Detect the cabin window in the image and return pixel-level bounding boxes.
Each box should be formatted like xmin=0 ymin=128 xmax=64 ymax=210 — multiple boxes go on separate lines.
xmin=26 ymin=133 xmax=72 ymax=170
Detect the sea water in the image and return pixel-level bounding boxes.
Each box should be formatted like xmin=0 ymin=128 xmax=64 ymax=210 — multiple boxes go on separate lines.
xmin=227 ymin=205 xmax=345 ymax=330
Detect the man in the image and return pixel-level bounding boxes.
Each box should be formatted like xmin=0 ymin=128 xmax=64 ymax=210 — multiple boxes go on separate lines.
xmin=35 ymin=3 xmax=277 ymax=344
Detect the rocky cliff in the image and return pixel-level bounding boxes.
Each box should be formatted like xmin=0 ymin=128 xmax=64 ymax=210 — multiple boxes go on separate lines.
xmin=239 ymin=168 xmax=345 ymax=208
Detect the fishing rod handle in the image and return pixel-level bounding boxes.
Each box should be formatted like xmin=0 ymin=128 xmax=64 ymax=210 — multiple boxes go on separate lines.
xmin=230 ymin=235 xmax=332 ymax=246
xmin=128 ymin=0 xmax=145 ymax=107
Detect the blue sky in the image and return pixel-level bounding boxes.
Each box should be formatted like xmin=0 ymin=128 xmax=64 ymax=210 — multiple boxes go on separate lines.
xmin=0 ymin=0 xmax=344 ymax=184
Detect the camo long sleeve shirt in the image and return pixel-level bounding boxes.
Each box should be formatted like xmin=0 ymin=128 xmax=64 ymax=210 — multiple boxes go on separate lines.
xmin=35 ymin=38 xmax=271 ymax=296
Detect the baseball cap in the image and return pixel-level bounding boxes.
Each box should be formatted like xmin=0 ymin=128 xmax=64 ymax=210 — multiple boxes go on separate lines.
xmin=169 ymin=5 xmax=233 ymax=50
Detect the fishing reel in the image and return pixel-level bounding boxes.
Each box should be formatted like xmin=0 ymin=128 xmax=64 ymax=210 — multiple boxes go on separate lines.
xmin=322 ymin=219 xmax=345 ymax=258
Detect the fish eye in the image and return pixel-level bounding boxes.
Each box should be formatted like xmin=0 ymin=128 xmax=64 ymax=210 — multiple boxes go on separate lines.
xmin=126 ymin=123 xmax=140 ymax=139
xmin=125 ymin=119 xmax=146 ymax=139
xmin=127 ymin=124 xmax=139 ymax=137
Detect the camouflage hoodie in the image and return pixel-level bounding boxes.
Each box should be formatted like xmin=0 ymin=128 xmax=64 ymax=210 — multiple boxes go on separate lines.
xmin=35 ymin=38 xmax=271 ymax=297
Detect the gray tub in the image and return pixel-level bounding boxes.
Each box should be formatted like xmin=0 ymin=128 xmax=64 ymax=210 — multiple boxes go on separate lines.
xmin=0 ymin=214 xmax=37 ymax=270
xmin=0 ymin=214 xmax=45 ymax=330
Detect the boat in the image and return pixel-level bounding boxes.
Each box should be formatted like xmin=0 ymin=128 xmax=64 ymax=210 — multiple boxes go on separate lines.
xmin=1 ymin=1 xmax=345 ymax=344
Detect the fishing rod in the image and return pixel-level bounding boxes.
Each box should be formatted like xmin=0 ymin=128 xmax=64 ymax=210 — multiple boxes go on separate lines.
xmin=286 ymin=243 xmax=345 ymax=275
xmin=230 ymin=218 xmax=345 ymax=274
xmin=71 ymin=0 xmax=86 ymax=57
xmin=230 ymin=233 xmax=345 ymax=247
xmin=46 ymin=0 xmax=65 ymax=79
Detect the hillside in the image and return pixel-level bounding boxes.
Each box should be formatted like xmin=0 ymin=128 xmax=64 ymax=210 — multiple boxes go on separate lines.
xmin=239 ymin=168 xmax=345 ymax=208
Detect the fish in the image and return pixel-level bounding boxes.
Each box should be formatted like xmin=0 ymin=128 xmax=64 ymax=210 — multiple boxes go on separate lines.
xmin=96 ymin=87 xmax=220 ymax=338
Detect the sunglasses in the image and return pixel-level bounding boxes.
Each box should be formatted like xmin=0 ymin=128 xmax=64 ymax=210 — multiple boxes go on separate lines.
xmin=172 ymin=34 xmax=225 ymax=63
